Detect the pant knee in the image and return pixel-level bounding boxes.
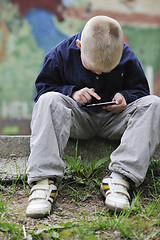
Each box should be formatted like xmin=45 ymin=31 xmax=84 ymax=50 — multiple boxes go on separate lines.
xmin=38 ymin=92 xmax=63 ymax=107
xmin=138 ymin=95 xmax=160 ymax=107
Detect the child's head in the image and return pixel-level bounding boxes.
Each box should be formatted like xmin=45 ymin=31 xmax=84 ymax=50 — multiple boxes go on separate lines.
xmin=77 ymin=16 xmax=124 ymax=73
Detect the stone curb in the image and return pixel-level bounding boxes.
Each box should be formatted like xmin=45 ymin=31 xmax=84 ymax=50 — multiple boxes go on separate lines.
xmin=0 ymin=135 xmax=159 ymax=181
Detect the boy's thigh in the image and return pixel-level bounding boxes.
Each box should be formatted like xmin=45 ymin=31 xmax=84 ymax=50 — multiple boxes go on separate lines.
xmin=69 ymin=106 xmax=98 ymax=140
xmin=39 ymin=92 xmax=97 ymax=139
xmin=98 ymin=102 xmax=137 ymax=140
xmin=98 ymin=95 xmax=160 ymax=140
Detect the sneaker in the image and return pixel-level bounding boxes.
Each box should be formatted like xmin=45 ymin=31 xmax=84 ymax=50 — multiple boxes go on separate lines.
xmin=26 ymin=178 xmax=58 ymax=218
xmin=101 ymin=177 xmax=130 ymax=212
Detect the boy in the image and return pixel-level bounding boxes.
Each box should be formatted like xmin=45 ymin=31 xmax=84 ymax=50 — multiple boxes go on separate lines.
xmin=26 ymin=16 xmax=160 ymax=218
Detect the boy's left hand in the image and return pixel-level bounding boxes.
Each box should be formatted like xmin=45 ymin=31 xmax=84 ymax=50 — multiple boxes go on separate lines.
xmin=102 ymin=93 xmax=127 ymax=113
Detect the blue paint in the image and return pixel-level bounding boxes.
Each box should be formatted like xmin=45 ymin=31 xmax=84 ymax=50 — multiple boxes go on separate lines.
xmin=25 ymin=9 xmax=68 ymax=53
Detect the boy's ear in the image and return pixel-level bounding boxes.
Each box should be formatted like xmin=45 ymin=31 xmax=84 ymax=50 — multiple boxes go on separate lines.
xmin=76 ymin=39 xmax=81 ymax=49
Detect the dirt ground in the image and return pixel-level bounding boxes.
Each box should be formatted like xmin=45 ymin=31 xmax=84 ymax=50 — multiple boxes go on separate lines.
xmin=1 ymin=177 xmax=160 ymax=240
xmin=2 ymin=185 xmax=107 ymax=232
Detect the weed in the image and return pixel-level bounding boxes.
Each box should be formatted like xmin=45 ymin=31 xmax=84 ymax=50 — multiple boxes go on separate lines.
xmin=10 ymin=162 xmax=21 ymax=193
xmin=0 ymin=193 xmax=22 ymax=239
xmin=0 ymin=222 xmax=22 ymax=240
xmin=64 ymin=141 xmax=110 ymax=203
xmin=64 ymin=141 xmax=110 ymax=186
xmin=0 ymin=194 xmax=9 ymax=220
xmin=21 ymin=155 xmax=29 ymax=194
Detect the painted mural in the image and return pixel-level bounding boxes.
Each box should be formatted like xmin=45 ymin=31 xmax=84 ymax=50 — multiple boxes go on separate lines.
xmin=0 ymin=0 xmax=160 ymax=134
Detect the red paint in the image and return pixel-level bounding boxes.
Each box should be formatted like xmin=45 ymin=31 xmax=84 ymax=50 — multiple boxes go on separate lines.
xmin=124 ymin=34 xmax=129 ymax=45
xmin=11 ymin=0 xmax=64 ymax=21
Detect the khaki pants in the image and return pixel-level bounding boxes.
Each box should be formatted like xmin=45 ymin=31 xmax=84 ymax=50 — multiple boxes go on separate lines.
xmin=26 ymin=92 xmax=160 ymax=186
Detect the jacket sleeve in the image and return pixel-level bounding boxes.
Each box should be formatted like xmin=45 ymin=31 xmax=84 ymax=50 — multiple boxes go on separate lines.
xmin=34 ymin=51 xmax=76 ymax=102
xmin=117 ymin=46 xmax=150 ymax=104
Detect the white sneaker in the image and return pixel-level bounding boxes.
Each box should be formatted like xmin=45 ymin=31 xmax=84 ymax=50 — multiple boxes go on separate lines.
xmin=101 ymin=177 xmax=130 ymax=212
xmin=26 ymin=179 xmax=58 ymax=218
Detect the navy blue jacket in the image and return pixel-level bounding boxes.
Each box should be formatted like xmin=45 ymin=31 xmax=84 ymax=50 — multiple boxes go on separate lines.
xmin=34 ymin=30 xmax=150 ymax=110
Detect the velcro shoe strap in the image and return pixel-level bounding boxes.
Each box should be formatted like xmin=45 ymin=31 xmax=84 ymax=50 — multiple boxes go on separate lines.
xmin=102 ymin=178 xmax=130 ymax=190
xmin=46 ymin=185 xmax=57 ymax=203
xmin=29 ymin=184 xmax=57 ymax=202
xmin=106 ymin=185 xmax=130 ymax=200
xmin=28 ymin=189 xmax=47 ymax=202
xmin=30 ymin=185 xmax=50 ymax=194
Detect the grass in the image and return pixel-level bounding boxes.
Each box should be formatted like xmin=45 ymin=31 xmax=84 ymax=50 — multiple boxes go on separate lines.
xmin=0 ymin=146 xmax=159 ymax=239
xmin=0 ymin=192 xmax=23 ymax=239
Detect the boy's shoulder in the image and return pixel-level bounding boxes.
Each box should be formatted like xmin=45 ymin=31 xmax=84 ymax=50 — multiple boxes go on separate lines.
xmin=122 ymin=43 xmax=137 ymax=60
xmin=46 ymin=31 xmax=82 ymax=59
xmin=119 ymin=43 xmax=138 ymax=67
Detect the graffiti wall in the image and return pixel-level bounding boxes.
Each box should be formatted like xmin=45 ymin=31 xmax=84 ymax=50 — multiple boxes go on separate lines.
xmin=0 ymin=0 xmax=160 ymax=134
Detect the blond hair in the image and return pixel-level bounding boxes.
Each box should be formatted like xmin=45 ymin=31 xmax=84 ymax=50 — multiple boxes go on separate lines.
xmin=81 ymin=16 xmax=124 ymax=72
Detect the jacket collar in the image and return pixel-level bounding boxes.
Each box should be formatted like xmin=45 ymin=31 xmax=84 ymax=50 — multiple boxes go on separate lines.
xmin=69 ymin=30 xmax=82 ymax=50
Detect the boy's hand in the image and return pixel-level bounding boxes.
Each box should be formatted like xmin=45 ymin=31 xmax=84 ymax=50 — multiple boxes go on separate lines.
xmin=102 ymin=93 xmax=127 ymax=113
xmin=72 ymin=87 xmax=101 ymax=105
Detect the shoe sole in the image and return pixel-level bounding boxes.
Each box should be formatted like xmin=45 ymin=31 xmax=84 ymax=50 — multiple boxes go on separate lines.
xmin=26 ymin=195 xmax=58 ymax=219
xmin=26 ymin=212 xmax=50 ymax=219
xmin=105 ymin=202 xmax=126 ymax=212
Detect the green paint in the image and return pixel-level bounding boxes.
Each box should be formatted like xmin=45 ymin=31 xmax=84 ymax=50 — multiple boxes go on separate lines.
xmin=0 ymin=20 xmax=44 ymax=118
xmin=122 ymin=25 xmax=160 ymax=76
xmin=54 ymin=16 xmax=85 ymax=37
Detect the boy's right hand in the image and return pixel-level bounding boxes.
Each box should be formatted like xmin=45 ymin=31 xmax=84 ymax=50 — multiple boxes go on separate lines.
xmin=72 ymin=87 xmax=101 ymax=105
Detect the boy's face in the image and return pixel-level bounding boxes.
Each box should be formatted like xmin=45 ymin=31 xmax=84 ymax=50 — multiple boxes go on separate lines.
xmin=76 ymin=39 xmax=102 ymax=75
xmin=81 ymin=57 xmax=102 ymax=75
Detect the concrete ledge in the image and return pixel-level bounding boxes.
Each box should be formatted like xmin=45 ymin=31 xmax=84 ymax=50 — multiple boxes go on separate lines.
xmin=0 ymin=135 xmax=30 ymax=157
xmin=0 ymin=135 xmax=160 ymax=181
